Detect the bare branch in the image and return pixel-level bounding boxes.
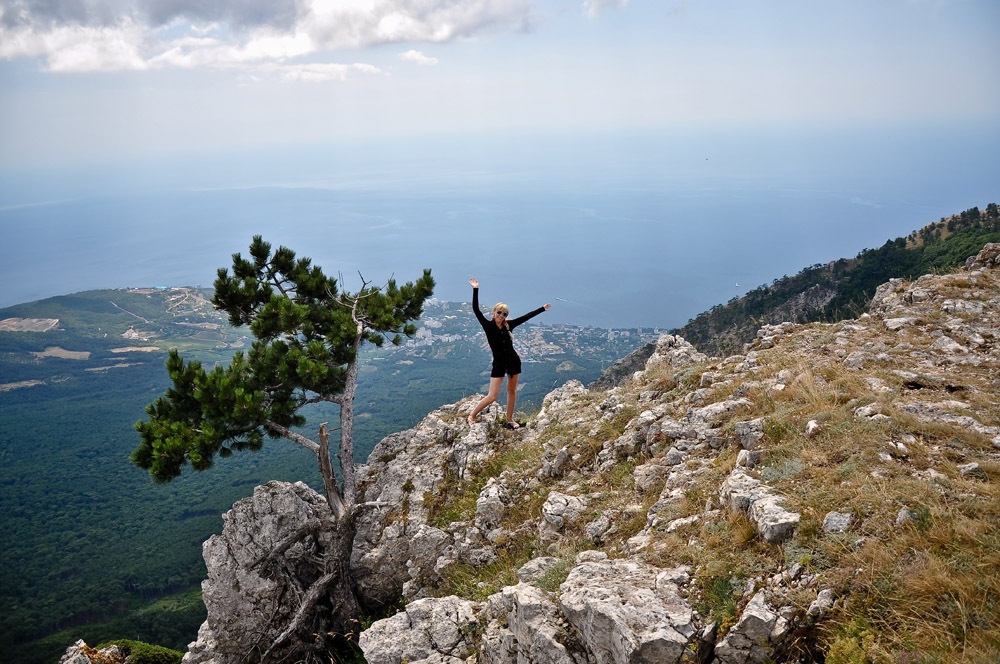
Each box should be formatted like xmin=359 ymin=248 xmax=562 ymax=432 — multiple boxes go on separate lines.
xmin=264 ymin=421 xmax=319 ymax=453
xmin=264 ymin=262 xmax=290 ymax=297
xmin=352 ymin=501 xmax=395 ymax=513
xmin=299 ymin=393 xmax=343 ymax=407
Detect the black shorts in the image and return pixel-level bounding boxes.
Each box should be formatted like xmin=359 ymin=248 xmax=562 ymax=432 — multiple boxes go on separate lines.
xmin=491 ymin=356 xmax=522 ymax=378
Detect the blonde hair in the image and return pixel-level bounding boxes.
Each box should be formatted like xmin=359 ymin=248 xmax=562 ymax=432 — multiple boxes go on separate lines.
xmin=494 ymin=302 xmax=512 ymax=336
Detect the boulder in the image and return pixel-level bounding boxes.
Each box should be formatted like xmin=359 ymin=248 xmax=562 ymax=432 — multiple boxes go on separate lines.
xmin=713 ymin=590 xmax=778 ymax=664
xmin=719 ymin=469 xmax=800 ymax=543
xmin=185 ymin=480 xmax=334 ymax=664
xmin=539 ymin=491 xmax=588 ymax=542
xmin=359 ymin=596 xmax=484 ymax=664
xmin=482 ymin=583 xmax=585 ymax=664
xmin=558 ymin=555 xmax=702 ymax=664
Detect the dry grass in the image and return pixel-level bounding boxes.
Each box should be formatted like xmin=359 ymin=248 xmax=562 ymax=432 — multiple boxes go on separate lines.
xmin=425 ymin=433 xmax=545 ymax=529
xmin=598 ymin=320 xmax=1000 ymax=660
xmin=422 ymin=270 xmax=1000 ymax=662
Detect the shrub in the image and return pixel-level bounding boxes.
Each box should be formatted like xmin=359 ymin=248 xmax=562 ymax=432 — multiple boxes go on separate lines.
xmin=98 ymin=640 xmax=183 ymax=664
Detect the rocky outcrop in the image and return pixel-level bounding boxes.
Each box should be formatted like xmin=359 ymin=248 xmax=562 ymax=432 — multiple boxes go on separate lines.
xmin=482 ymin=580 xmax=584 ymax=664
xmin=353 ymin=400 xmax=513 ymax=607
xmin=358 ymin=596 xmax=484 ymax=664
xmin=558 ymin=553 xmax=705 ymax=664
xmin=589 ymin=341 xmax=656 ymax=390
xmin=184 ymin=480 xmax=335 ymax=664
xmin=964 ymin=242 xmax=999 ymax=270
xmin=60 ymin=641 xmax=124 ymax=663
xmin=172 ymin=243 xmax=1000 ymax=664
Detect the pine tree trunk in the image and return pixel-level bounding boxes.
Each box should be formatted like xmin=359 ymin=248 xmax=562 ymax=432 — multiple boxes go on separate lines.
xmin=338 ymin=331 xmax=363 ymax=505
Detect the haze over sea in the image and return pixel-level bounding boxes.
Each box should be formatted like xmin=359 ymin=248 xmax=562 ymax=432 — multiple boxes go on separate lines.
xmin=2 ymin=127 xmax=997 ymax=330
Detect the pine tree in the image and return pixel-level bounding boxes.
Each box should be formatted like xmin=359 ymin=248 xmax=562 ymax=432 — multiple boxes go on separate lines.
xmin=132 ymin=235 xmax=434 ymax=659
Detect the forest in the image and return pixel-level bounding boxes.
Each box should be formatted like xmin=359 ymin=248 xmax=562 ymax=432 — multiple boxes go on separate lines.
xmin=674 ymin=204 xmax=1000 ymax=355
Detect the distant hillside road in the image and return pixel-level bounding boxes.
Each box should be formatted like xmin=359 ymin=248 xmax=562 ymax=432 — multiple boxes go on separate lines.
xmin=0 ymin=318 xmax=59 ymax=332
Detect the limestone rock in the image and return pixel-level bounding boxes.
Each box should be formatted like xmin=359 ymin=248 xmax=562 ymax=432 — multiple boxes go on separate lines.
xmin=359 ymin=596 xmax=484 ymax=664
xmin=354 ymin=400 xmax=504 ymax=605
xmin=476 ymin=477 xmax=510 ymax=530
xmin=185 ymin=480 xmax=333 ymax=664
xmin=516 ymin=556 xmax=563 ymax=585
xmin=540 ymin=491 xmax=588 ymax=541
xmin=713 ymin=590 xmax=778 ymax=664
xmin=643 ymin=334 xmax=708 ymax=374
xmin=822 ymin=511 xmax=852 ymax=533
xmin=720 ymin=469 xmax=800 ymax=543
xmin=734 ymin=418 xmax=765 ymax=450
xmin=964 ymin=242 xmax=1000 ymax=269
xmin=807 ymin=589 xmax=836 ymax=618
xmin=559 ymin=555 xmax=701 ymax=664
xmin=60 ymin=641 xmax=124 ymax=664
xmin=482 ymin=583 xmax=585 ymax=664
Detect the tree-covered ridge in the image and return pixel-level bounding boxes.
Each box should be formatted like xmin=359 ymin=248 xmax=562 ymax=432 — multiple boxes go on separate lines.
xmin=673 ymin=204 xmax=1000 ymax=355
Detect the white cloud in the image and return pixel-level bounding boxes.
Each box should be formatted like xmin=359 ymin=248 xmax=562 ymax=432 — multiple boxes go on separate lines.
xmin=582 ymin=0 xmax=628 ymax=19
xmin=0 ymin=0 xmax=536 ymax=74
xmin=21 ymin=20 xmax=149 ymax=72
xmin=266 ymin=61 xmax=387 ymax=83
xmin=399 ymin=49 xmax=438 ymax=65
xmin=301 ymin=0 xmax=535 ymax=49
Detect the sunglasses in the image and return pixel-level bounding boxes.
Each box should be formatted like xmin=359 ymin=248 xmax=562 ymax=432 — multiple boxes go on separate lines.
xmin=495 ymin=311 xmax=508 ymax=317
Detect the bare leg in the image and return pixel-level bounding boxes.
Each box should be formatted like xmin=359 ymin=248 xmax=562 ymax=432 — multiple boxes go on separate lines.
xmin=469 ymin=376 xmax=504 ymax=424
xmin=505 ymin=373 xmax=520 ymax=424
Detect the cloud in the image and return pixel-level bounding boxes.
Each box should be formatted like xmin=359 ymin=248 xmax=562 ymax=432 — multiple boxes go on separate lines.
xmin=0 ymin=0 xmax=538 ymax=74
xmin=148 ymin=28 xmax=314 ymax=70
xmin=0 ymin=18 xmax=149 ymax=71
xmin=143 ymin=0 xmax=299 ymax=31
xmin=0 ymin=0 xmax=298 ymax=30
xmin=582 ymin=0 xmax=628 ymax=19
xmin=265 ymin=61 xmax=387 ymax=83
xmin=299 ymin=0 xmax=536 ymax=49
xmin=399 ymin=49 xmax=438 ymax=65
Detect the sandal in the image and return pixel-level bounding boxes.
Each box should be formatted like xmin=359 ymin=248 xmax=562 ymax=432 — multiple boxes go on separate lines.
xmin=502 ymin=421 xmax=522 ymax=430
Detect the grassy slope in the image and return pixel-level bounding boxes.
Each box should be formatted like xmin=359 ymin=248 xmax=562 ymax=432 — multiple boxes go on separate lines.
xmin=421 ymin=261 xmax=999 ymax=662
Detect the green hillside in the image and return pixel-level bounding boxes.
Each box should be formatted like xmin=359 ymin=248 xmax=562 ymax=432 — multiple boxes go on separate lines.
xmin=674 ymin=204 xmax=1000 ymax=355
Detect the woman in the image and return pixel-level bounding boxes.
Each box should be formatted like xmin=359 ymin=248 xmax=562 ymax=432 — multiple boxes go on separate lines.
xmin=468 ymin=277 xmax=551 ymax=428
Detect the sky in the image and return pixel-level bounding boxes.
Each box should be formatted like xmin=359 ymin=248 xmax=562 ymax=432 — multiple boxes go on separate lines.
xmin=1 ymin=0 xmax=998 ymax=176
xmin=0 ymin=1 xmax=998 ymax=328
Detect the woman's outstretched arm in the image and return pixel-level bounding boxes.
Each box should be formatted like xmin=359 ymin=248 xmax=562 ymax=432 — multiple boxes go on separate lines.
xmin=470 ymin=277 xmax=489 ymax=326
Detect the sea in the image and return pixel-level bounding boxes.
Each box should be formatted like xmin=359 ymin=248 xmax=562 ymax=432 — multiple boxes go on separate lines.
xmin=2 ymin=126 xmax=997 ymax=329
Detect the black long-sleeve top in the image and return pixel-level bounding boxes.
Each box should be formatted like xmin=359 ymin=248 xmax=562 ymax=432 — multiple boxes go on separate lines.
xmin=472 ymin=287 xmax=546 ymax=373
